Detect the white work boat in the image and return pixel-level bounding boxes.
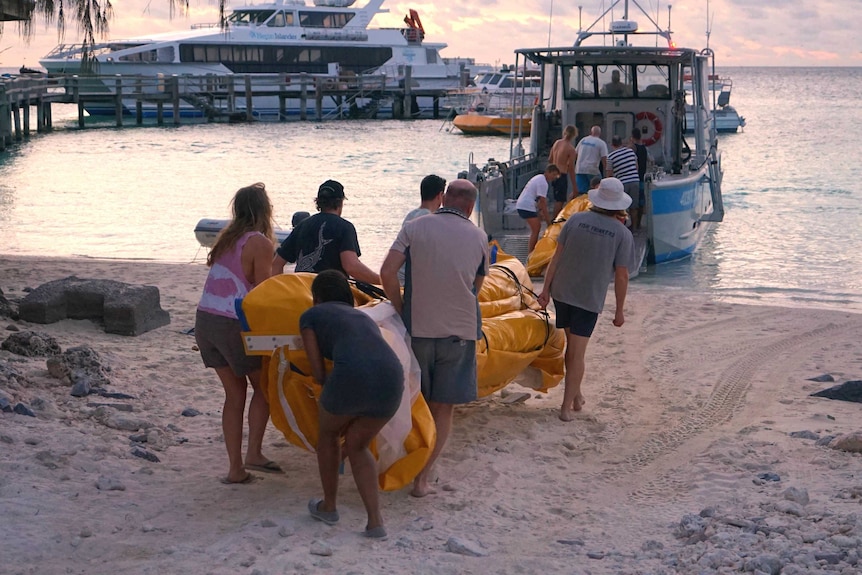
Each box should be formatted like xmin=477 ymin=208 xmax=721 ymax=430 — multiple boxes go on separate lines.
xmin=466 ymin=0 xmax=724 ymax=267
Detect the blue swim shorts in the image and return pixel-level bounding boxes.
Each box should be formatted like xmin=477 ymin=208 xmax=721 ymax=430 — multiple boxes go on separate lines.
xmin=575 ymin=174 xmax=594 ymax=195
xmin=411 ymin=336 xmax=477 ymax=404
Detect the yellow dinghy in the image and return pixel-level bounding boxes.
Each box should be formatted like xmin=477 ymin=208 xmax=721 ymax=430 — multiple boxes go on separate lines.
xmin=239 ymin=251 xmax=565 ymax=491
xmin=240 ymin=273 xmax=435 ymax=492
xmin=526 ymin=194 xmax=592 ymax=277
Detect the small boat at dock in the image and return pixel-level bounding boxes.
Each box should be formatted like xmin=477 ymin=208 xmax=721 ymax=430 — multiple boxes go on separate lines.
xmin=448 ymin=74 xmax=537 ymax=136
xmin=452 ymin=112 xmax=531 ymax=136
xmin=685 ymin=74 xmax=745 ymax=133
xmin=193 ymin=218 xmax=291 ymax=248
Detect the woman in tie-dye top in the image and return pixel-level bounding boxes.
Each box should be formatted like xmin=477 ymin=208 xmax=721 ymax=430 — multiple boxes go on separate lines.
xmin=196 ymin=183 xmax=280 ymax=484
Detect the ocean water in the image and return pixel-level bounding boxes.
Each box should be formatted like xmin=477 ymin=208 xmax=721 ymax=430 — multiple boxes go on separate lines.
xmin=1 ymin=67 xmax=861 ymax=313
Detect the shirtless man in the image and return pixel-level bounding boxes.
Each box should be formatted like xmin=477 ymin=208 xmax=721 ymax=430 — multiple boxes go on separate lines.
xmin=547 ymin=125 xmax=578 ymax=218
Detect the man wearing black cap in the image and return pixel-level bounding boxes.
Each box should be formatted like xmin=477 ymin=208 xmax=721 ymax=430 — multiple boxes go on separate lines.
xmin=271 ymin=180 xmax=380 ymax=284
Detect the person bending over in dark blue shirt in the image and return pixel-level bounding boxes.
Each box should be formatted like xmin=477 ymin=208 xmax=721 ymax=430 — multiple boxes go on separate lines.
xmin=300 ymin=270 xmax=404 ymax=538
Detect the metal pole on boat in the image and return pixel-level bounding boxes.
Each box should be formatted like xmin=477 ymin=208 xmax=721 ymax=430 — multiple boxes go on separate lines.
xmin=705 ymin=0 xmax=712 ymax=50
xmin=667 ymin=5 xmax=672 ymax=36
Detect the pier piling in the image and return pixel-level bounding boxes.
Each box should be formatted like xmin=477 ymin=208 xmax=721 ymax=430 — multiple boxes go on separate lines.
xmin=1 ymin=71 xmax=452 ymax=151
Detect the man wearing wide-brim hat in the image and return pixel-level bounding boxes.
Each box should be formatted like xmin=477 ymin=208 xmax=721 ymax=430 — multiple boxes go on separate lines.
xmin=537 ymin=177 xmax=636 ymax=422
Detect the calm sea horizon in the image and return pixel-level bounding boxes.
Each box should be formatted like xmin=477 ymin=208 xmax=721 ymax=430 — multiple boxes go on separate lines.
xmin=1 ymin=67 xmax=861 ymax=314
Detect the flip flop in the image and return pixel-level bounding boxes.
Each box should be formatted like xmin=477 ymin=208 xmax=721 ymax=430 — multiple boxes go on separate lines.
xmin=220 ymin=472 xmax=255 ymax=485
xmin=245 ymin=461 xmax=284 ymax=474
xmin=308 ymin=498 xmax=339 ymax=526
xmin=363 ymin=526 xmax=387 ymax=539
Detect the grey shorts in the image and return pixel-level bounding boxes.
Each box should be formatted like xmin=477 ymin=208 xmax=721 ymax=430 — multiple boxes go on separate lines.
xmin=623 ymin=181 xmax=640 ymax=207
xmin=411 ymin=336 xmax=477 ymax=404
xmin=195 ymin=310 xmax=261 ymax=377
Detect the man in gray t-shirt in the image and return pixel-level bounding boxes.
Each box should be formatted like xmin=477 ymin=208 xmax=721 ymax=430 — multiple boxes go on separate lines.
xmin=538 ymin=177 xmax=634 ymax=422
xmin=381 ymin=179 xmax=489 ymax=498
xmin=397 ymin=174 xmax=446 ymax=285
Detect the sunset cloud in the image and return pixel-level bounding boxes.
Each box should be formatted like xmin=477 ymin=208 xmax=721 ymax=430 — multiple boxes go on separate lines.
xmin=1 ymin=0 xmax=858 ymax=68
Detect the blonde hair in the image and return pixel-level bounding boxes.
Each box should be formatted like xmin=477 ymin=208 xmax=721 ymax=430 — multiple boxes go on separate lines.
xmin=207 ymin=183 xmax=275 ymax=267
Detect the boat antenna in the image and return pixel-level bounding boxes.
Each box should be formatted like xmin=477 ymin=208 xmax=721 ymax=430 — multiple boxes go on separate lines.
xmin=705 ymin=0 xmax=714 ymax=50
xmin=578 ymin=5 xmax=583 ymax=32
xmin=667 ymin=4 xmax=672 ymax=37
xmin=547 ymin=0 xmax=554 ymax=47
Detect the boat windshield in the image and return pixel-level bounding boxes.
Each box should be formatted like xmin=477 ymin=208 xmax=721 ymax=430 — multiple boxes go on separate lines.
xmin=498 ymin=76 xmax=540 ymax=89
xmin=564 ymin=64 xmax=671 ymax=99
xmin=228 ymin=10 xmax=277 ymax=25
xmin=477 ymin=73 xmax=503 ymax=86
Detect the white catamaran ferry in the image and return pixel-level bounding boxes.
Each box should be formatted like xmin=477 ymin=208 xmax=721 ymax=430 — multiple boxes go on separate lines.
xmin=468 ymin=0 xmax=724 ymax=267
xmin=39 ymin=0 xmax=474 ymax=118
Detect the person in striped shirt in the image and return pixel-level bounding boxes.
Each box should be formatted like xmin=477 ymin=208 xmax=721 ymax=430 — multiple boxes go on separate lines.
xmin=607 ymin=136 xmax=641 ymax=229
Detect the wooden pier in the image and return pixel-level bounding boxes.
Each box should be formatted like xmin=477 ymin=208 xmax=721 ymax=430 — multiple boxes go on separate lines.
xmin=0 ymin=69 xmax=447 ymax=151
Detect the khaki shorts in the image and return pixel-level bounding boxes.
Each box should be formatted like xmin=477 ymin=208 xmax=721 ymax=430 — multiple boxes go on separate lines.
xmin=195 ymin=310 xmax=261 ymax=377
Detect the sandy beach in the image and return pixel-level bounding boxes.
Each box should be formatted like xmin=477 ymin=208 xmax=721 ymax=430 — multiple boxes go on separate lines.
xmin=1 ymin=255 xmax=861 ymax=575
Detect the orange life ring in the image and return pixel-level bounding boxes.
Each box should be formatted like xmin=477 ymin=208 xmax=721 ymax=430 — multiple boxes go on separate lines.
xmin=635 ymin=111 xmax=663 ymax=146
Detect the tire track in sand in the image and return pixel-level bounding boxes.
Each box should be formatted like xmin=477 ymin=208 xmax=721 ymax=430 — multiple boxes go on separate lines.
xmin=593 ymin=321 xmax=853 ymax=499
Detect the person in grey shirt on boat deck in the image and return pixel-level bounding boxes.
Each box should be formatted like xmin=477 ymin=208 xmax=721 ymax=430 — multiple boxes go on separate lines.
xmin=380 ymin=179 xmax=489 ymax=498
xmin=537 ymin=177 xmax=634 ymax=422
xmin=397 ymin=174 xmax=446 ymax=286
xmin=271 ymin=180 xmax=380 ymax=285
xmin=575 ymin=125 xmax=609 ymax=195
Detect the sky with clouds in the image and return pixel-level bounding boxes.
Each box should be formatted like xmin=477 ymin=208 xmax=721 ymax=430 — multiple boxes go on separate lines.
xmin=1 ymin=0 xmax=860 ymax=69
